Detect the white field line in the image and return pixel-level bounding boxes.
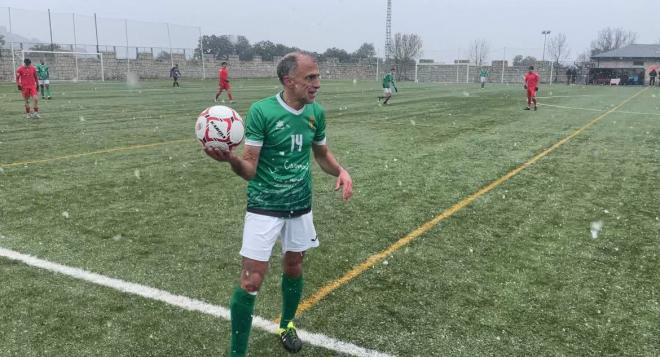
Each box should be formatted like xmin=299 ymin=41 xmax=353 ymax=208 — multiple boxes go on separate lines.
xmin=538 ymin=103 xmax=660 ymax=117
xmin=536 ymin=94 xmax=602 ymax=99
xmin=0 ymin=246 xmax=394 ymax=357
xmin=537 ymin=103 xmax=604 ymax=112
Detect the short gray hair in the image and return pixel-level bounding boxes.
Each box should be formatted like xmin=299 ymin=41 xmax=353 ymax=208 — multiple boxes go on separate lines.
xmin=276 ymin=51 xmax=317 ymax=84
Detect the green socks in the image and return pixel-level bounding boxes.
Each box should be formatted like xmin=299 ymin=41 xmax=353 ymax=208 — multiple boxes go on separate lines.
xmin=228 ymin=275 xmax=303 ymax=355
xmin=229 ymin=287 xmax=256 ymax=357
xmin=280 ymin=274 xmax=304 ymax=329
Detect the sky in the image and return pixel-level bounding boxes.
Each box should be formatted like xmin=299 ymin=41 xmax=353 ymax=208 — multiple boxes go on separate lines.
xmin=1 ymin=0 xmax=659 ymax=63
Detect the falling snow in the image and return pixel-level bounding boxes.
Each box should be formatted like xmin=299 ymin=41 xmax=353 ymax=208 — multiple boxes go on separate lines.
xmin=590 ymin=220 xmax=603 ymax=239
xmin=62 ymin=211 xmax=70 ymax=219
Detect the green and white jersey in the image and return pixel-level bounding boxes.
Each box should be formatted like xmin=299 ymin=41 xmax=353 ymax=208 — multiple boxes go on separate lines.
xmin=244 ymin=92 xmax=327 ymax=214
xmin=36 ymin=64 xmax=49 ymax=80
xmin=383 ymin=73 xmax=395 ymax=88
xmin=480 ymin=69 xmax=489 ymax=77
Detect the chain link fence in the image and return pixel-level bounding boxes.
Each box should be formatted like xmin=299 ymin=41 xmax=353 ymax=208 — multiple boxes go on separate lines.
xmin=0 ymin=6 xmax=206 ymax=81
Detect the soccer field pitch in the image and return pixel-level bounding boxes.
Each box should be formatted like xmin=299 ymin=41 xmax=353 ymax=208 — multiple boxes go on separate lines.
xmin=1 ymin=79 xmax=658 ymax=356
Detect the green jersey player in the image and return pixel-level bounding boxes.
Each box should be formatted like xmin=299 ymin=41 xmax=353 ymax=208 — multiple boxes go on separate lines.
xmin=203 ymin=51 xmax=353 ymax=356
xmin=378 ymin=67 xmax=397 ymax=105
xmin=479 ymin=68 xmax=489 ymax=88
xmin=36 ymin=60 xmax=52 ymax=99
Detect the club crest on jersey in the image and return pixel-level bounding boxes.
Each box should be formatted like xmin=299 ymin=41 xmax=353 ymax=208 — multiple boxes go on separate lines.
xmin=308 ymin=115 xmax=316 ymax=129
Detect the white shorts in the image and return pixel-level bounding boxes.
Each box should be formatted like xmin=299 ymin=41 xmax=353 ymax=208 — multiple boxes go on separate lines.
xmin=480 ymin=77 xmax=486 ymax=83
xmin=383 ymin=87 xmax=392 ymax=95
xmin=38 ymin=79 xmax=50 ymax=85
xmin=240 ymin=211 xmax=319 ymax=262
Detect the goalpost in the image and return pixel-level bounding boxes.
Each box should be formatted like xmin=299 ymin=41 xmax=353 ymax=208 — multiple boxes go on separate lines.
xmin=21 ymin=50 xmax=105 ymax=81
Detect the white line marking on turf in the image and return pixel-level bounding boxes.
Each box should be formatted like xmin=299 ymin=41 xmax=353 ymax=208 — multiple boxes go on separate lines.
xmin=539 ymin=103 xmax=660 ymax=117
xmin=537 ymin=103 xmax=604 ymax=112
xmin=0 ymin=246 xmax=394 ymax=357
xmin=536 ymin=94 xmax=602 ymax=99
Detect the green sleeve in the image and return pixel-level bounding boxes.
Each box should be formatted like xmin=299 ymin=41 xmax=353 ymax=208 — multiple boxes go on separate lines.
xmin=245 ymin=104 xmax=266 ymax=143
xmin=313 ymin=107 xmax=326 ymax=143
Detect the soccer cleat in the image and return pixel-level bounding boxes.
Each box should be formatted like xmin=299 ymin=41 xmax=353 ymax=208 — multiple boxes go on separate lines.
xmin=534 ymin=106 xmax=538 ymax=111
xmin=31 ymin=112 xmax=41 ymax=119
xmin=277 ymin=321 xmax=302 ymax=353
xmin=25 ymin=113 xmax=31 ymax=119
xmin=47 ymin=96 xmax=52 ymax=100
xmin=524 ymin=107 xmax=531 ymax=110
xmin=214 ymin=98 xmax=218 ymax=103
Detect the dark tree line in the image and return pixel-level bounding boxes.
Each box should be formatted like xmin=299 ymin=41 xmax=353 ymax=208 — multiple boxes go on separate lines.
xmin=196 ymin=35 xmax=375 ymax=62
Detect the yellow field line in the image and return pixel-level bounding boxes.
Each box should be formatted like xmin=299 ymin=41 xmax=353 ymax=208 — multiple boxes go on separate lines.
xmin=289 ymin=87 xmax=649 ymax=320
xmin=1 ymin=139 xmax=191 ymax=168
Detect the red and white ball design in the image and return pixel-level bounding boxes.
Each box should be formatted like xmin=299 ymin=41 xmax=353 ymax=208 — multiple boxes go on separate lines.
xmin=195 ymin=105 xmax=244 ymax=151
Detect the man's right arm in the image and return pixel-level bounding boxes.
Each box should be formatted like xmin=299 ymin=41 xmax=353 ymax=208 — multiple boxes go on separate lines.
xmin=203 ymin=144 xmax=261 ymax=181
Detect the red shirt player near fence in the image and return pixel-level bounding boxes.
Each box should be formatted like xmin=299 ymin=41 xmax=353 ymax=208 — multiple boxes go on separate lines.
xmin=215 ymin=61 xmax=234 ymax=103
xmin=16 ymin=58 xmax=40 ymax=119
xmin=524 ymin=65 xmax=540 ymax=111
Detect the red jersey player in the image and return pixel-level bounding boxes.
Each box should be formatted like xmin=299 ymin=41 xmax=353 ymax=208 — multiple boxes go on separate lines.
xmin=215 ymin=61 xmax=234 ymax=103
xmin=524 ymin=65 xmax=540 ymax=111
xmin=16 ymin=58 xmax=40 ymax=119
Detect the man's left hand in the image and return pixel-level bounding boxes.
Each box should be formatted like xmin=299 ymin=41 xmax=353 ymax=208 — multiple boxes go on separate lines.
xmin=334 ymin=168 xmax=353 ymax=201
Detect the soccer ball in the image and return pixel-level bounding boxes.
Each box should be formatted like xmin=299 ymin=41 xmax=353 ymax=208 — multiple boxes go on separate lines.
xmin=195 ymin=105 xmax=244 ymax=151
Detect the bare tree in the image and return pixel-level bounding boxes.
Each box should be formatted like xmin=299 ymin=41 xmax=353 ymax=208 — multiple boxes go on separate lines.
xmin=548 ymin=33 xmax=570 ymax=64
xmin=468 ymin=39 xmax=490 ymax=67
xmin=393 ymin=33 xmax=423 ymax=63
xmin=392 ymin=33 xmax=423 ymax=79
xmin=547 ymin=33 xmax=570 ymax=81
xmin=590 ymin=27 xmax=637 ymax=55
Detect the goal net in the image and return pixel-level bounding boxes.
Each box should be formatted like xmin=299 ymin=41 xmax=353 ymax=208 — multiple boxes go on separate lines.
xmin=20 ymin=50 xmax=105 ymax=81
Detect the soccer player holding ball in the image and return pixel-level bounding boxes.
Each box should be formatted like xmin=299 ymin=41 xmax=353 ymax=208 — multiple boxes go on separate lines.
xmin=203 ymin=51 xmax=353 ymax=356
xmin=16 ymin=58 xmax=40 ymax=119
xmin=524 ymin=65 xmax=540 ymax=111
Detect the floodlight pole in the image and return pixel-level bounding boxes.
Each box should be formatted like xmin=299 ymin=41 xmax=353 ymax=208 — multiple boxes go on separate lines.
xmin=166 ymin=23 xmax=174 ymax=68
xmin=125 ymin=19 xmax=130 ymax=75
xmin=198 ymin=27 xmax=207 ymax=80
xmin=8 ymin=7 xmax=16 ymax=81
xmin=48 ymin=9 xmax=54 ymax=51
xmin=501 ymin=47 xmax=506 ymax=83
xmin=541 ymin=30 xmax=551 ymax=72
xmin=94 ymin=13 xmax=100 ymax=55
xmin=72 ymin=13 xmax=79 ymax=80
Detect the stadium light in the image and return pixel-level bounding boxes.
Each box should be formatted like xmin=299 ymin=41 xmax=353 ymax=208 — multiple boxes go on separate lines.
xmin=541 ymin=30 xmax=551 ymax=71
